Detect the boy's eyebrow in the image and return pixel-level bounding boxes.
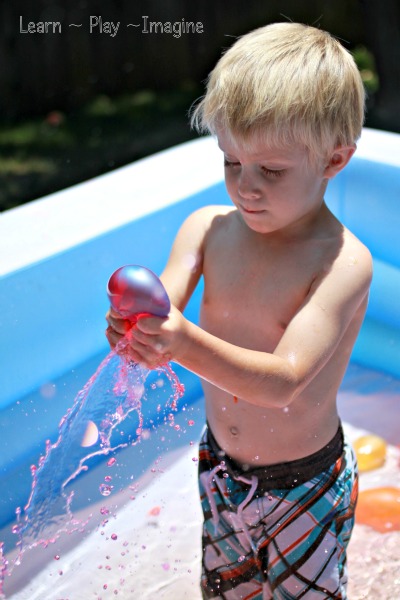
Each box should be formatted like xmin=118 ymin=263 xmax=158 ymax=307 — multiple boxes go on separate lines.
xmin=219 ymin=145 xmax=296 ymax=167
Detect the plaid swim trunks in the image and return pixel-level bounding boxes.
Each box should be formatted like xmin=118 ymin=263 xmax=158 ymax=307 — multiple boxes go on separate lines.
xmin=198 ymin=424 xmax=358 ymax=599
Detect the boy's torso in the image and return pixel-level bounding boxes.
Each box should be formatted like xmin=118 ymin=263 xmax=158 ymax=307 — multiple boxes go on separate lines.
xmin=198 ymin=205 xmax=367 ymax=466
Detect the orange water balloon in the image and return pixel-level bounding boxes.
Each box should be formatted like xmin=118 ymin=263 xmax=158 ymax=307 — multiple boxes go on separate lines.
xmin=356 ymin=487 xmax=400 ymax=532
xmin=353 ymin=434 xmax=387 ymax=472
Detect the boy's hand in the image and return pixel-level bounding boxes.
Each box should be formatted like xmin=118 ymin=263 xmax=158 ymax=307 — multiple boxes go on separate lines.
xmin=105 ymin=308 xmax=132 ymax=350
xmin=127 ymin=305 xmax=188 ymax=368
xmin=105 ymin=305 xmax=189 ymax=368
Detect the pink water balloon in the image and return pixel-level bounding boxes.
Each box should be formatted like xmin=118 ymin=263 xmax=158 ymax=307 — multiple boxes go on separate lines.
xmin=107 ymin=265 xmax=170 ymax=321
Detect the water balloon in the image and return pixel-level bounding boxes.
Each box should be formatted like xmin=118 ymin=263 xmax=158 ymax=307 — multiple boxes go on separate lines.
xmin=107 ymin=265 xmax=170 ymax=321
xmin=353 ymin=434 xmax=387 ymax=472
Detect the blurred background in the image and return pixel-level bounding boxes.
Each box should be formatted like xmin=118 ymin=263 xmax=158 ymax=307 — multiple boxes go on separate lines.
xmin=1 ymin=0 xmax=399 ymax=212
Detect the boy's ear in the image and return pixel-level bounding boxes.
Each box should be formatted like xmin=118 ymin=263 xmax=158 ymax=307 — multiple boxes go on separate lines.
xmin=324 ymin=145 xmax=356 ymax=179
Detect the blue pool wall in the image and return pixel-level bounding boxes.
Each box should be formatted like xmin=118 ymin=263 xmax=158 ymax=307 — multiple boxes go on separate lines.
xmin=326 ymin=155 xmax=400 ymax=377
xmin=0 ymin=129 xmax=399 ymax=529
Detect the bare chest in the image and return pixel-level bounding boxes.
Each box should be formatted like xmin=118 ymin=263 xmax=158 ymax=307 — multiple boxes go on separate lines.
xmin=201 ymin=227 xmax=323 ymax=349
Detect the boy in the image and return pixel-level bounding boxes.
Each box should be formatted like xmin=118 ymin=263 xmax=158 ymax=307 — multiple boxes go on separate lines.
xmin=106 ymin=22 xmax=372 ymax=599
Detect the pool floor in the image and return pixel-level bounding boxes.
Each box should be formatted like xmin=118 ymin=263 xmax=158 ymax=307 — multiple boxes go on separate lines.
xmin=3 ymin=361 xmax=400 ymax=599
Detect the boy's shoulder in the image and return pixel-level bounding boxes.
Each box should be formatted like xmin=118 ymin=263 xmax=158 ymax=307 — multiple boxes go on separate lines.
xmin=182 ymin=204 xmax=237 ymax=236
xmin=189 ymin=204 xmax=236 ymax=223
xmin=336 ymin=225 xmax=372 ymax=270
xmin=312 ymin=224 xmax=373 ymax=300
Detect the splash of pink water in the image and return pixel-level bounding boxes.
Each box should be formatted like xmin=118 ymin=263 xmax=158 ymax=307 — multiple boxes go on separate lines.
xmin=0 ymin=332 xmax=184 ymax=596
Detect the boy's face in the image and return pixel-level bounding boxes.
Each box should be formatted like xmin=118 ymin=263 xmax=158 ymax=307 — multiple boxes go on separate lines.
xmin=218 ymin=130 xmax=329 ymax=237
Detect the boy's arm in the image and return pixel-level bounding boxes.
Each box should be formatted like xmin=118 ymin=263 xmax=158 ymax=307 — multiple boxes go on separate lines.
xmin=106 ymin=207 xmax=217 ymax=348
xmin=133 ymin=242 xmax=372 ymax=408
xmin=159 ymin=208 xmax=208 ymax=311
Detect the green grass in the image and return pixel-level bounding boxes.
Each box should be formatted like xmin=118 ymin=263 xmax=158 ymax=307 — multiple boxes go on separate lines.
xmin=352 ymin=45 xmax=379 ymax=94
xmin=0 ymin=84 xmax=201 ymax=212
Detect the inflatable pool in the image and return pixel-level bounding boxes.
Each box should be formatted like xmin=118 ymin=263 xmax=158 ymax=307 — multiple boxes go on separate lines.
xmin=0 ymin=128 xmax=399 ymax=598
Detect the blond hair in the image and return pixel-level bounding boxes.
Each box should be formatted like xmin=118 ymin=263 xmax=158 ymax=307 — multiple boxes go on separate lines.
xmin=191 ymin=22 xmax=365 ymax=163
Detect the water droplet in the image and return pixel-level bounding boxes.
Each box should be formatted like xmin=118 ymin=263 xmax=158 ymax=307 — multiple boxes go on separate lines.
xmin=148 ymin=506 xmax=161 ymax=516
xmin=40 ymin=383 xmax=56 ymax=399
xmin=99 ymin=484 xmax=113 ymax=497
xmin=111 ymin=533 xmax=118 ymax=540
xmin=183 ymin=252 xmax=197 ymax=270
xmin=188 ymin=419 xmax=195 ymax=426
xmin=141 ymin=429 xmax=151 ymax=440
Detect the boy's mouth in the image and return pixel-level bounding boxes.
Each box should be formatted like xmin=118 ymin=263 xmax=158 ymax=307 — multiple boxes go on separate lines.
xmin=240 ymin=205 xmax=266 ymax=214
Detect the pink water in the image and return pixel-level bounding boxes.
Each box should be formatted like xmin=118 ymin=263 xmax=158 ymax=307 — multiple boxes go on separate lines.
xmin=0 ymin=332 xmax=184 ymax=597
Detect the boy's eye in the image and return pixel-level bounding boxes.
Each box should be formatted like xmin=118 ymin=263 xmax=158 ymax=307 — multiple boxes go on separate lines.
xmin=262 ymin=166 xmax=284 ymax=178
xmin=224 ymin=159 xmax=284 ymax=178
xmin=224 ymin=159 xmax=240 ymax=167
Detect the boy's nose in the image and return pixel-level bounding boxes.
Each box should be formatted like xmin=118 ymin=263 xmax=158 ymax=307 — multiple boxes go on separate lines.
xmin=238 ymin=173 xmax=261 ymax=200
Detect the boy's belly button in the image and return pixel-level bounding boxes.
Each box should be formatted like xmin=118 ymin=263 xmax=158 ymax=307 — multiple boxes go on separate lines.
xmin=230 ymin=426 xmax=239 ymax=436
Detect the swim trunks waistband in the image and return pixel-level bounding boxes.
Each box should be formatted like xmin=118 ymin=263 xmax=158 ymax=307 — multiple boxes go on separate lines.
xmin=206 ymin=423 xmax=344 ymax=491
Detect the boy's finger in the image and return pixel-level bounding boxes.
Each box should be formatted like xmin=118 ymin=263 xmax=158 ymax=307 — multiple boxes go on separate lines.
xmin=136 ymin=315 xmax=167 ymax=334
xmin=105 ymin=325 xmax=123 ymax=347
xmin=106 ymin=313 xmax=132 ymax=334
